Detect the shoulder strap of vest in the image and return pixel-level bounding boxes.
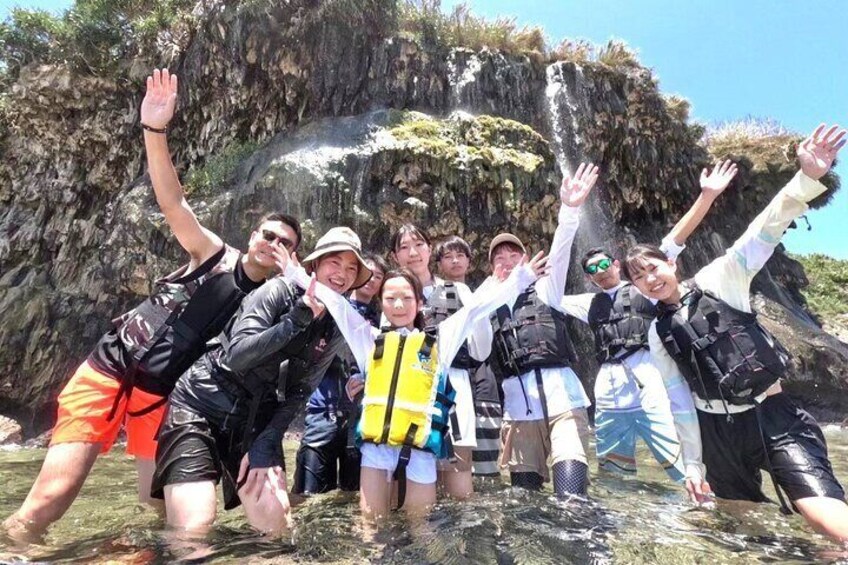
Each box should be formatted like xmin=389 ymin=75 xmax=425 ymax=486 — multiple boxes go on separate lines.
xmin=419 ymin=331 xmax=437 ymax=359
xmin=373 ymin=334 xmax=386 ymax=360
xmin=618 ymin=285 xmax=632 ymax=311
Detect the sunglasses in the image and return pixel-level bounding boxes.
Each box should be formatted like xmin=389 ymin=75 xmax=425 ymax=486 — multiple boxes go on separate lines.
xmin=261 ymin=229 xmax=295 ymax=251
xmin=584 ymin=257 xmax=613 ymax=275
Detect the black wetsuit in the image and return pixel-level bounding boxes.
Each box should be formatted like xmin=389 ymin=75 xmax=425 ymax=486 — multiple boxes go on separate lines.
xmin=151 ymin=278 xmax=341 ymax=508
xmin=291 ymin=299 xmax=379 ymax=495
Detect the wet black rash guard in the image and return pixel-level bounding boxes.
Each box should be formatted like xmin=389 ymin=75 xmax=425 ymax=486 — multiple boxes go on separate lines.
xmin=222 ymin=278 xmax=343 ymax=468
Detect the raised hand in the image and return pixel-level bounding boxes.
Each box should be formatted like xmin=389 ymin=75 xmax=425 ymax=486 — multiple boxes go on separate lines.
xmin=520 ymin=251 xmax=550 ymax=278
xmin=141 ymin=68 xmax=178 ymax=130
xmin=797 ymin=123 xmax=846 ymax=180
xmin=700 ymin=159 xmax=737 ymax=198
xmin=560 ymin=162 xmax=600 ymax=208
xmin=304 ymin=274 xmax=326 ymax=318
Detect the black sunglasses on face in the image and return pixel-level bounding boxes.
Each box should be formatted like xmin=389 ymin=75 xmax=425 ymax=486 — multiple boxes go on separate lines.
xmin=261 ymin=229 xmax=295 ymax=250
xmin=584 ymin=257 xmax=613 ymax=275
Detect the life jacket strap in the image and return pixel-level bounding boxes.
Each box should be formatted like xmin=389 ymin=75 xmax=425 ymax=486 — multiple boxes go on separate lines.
xmin=419 ymin=333 xmax=437 ymax=359
xmin=373 ymin=335 xmax=386 ymax=360
xmin=393 ymin=423 xmax=419 ymax=510
xmin=126 ymin=395 xmax=168 ymax=418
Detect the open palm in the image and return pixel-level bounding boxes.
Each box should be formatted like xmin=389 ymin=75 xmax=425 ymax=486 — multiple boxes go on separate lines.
xmin=141 ymin=68 xmax=178 ymax=130
xmin=797 ymin=124 xmax=845 ymax=180
xmin=560 ymin=162 xmax=600 ymax=207
xmin=700 ymin=159 xmax=738 ymax=197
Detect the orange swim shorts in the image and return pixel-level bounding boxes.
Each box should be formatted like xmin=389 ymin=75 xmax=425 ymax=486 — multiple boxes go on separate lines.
xmin=50 ymin=361 xmax=167 ymax=459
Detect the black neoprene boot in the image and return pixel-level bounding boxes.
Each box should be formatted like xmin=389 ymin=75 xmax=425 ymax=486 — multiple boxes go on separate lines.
xmin=510 ymin=471 xmax=544 ymax=491
xmin=552 ymin=460 xmax=588 ymax=497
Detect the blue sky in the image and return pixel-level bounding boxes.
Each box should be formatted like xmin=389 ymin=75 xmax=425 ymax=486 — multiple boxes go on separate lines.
xmin=3 ymin=0 xmax=847 ymax=257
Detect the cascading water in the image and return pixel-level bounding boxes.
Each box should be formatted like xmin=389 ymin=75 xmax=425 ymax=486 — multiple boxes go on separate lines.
xmin=447 ymin=49 xmax=482 ymax=110
xmin=544 ymin=62 xmax=623 ymax=289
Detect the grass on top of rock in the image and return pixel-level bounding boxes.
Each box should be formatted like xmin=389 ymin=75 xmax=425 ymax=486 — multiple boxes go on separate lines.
xmin=791 ymin=253 xmax=848 ymax=332
xmin=387 ymin=111 xmax=550 ymax=172
xmin=398 ymin=0 xmax=545 ymax=54
xmin=705 ymin=117 xmax=840 ymax=208
xmin=1 ymin=0 xmax=654 ymax=86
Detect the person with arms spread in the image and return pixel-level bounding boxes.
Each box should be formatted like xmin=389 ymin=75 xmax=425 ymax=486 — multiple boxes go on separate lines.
xmin=624 ymin=124 xmax=848 ymax=540
xmin=558 ymin=161 xmax=736 ymax=497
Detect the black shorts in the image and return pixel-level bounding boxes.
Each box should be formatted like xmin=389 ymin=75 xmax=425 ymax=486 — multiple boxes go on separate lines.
xmin=151 ymin=402 xmax=247 ymax=510
xmin=151 ymin=359 xmax=284 ymax=509
xmin=698 ymin=393 xmax=845 ymax=505
xmin=292 ymin=411 xmax=360 ymax=495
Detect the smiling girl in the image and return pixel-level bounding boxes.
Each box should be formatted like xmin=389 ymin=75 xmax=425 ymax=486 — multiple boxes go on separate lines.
xmin=285 ymin=254 xmax=548 ymax=518
xmin=623 ymin=124 xmax=848 ymax=541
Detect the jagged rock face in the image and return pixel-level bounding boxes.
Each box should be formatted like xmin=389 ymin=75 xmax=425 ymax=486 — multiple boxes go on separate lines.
xmin=0 ymin=1 xmax=845 ymax=433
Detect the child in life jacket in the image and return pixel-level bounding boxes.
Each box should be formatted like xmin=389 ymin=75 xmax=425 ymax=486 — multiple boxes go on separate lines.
xmin=284 ymin=255 xmax=548 ymax=518
xmin=389 ymin=225 xmax=490 ymax=499
xmin=623 ymin=124 xmax=848 ymax=542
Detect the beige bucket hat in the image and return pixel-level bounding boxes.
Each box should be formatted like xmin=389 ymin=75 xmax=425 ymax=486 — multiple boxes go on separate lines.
xmin=302 ymin=227 xmax=373 ymax=290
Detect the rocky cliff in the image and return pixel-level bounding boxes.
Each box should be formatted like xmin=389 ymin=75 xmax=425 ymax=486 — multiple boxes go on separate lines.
xmin=1 ymin=0 xmax=845 ymax=433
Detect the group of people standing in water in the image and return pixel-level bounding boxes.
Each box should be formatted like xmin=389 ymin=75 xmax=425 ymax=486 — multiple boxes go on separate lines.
xmin=4 ymin=68 xmax=848 ymax=546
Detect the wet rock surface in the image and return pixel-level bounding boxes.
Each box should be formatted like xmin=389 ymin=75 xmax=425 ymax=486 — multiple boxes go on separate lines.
xmin=0 ymin=415 xmax=23 ymax=445
xmin=0 ymin=1 xmax=845 ymax=435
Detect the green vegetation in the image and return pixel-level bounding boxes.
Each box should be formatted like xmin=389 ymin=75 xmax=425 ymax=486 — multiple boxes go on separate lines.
xmin=184 ymin=139 xmax=260 ymax=196
xmin=792 ymin=253 xmax=848 ymax=326
xmin=398 ymin=0 xmax=545 ymax=53
xmin=663 ymin=94 xmax=691 ymax=123
xmin=1 ymin=0 xmax=652 ymax=87
xmin=388 ymin=111 xmax=548 ymax=173
xmin=706 ymin=118 xmax=840 ymax=208
xmin=0 ymin=0 xmax=195 ymax=80
xmin=596 ymin=39 xmax=641 ymax=70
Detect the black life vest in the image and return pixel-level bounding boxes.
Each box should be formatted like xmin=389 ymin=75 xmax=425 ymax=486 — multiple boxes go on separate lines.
xmin=106 ymin=245 xmax=246 ymax=418
xmin=655 ymin=284 xmax=790 ymax=407
xmin=423 ymin=282 xmax=477 ymax=370
xmin=587 ymin=283 xmax=656 ymax=364
xmin=489 ymin=284 xmax=576 ymax=381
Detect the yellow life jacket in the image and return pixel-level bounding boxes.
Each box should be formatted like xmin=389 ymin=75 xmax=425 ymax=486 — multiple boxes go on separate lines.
xmin=358 ymin=329 xmax=454 ymax=457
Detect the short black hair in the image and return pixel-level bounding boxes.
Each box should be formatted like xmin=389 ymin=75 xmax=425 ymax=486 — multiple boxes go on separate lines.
xmin=580 ymin=247 xmax=614 ymax=271
xmin=255 ymin=212 xmax=302 ymax=250
xmin=363 ymin=252 xmax=389 ymax=276
xmin=434 ymin=236 xmax=472 ymax=261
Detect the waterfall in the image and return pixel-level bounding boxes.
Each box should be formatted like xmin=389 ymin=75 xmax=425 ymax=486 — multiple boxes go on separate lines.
xmin=447 ymin=49 xmax=482 ymax=110
xmin=544 ymin=62 xmax=620 ymax=280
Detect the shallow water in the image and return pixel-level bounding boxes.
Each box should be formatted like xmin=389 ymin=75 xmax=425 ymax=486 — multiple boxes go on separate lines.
xmin=1 ymin=430 xmax=847 ymax=564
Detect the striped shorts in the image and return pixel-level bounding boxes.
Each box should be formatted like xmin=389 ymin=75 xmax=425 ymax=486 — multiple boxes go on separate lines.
xmin=471 ymin=364 xmax=502 ymax=477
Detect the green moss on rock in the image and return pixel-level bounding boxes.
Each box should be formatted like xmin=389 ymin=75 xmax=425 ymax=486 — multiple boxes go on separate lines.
xmin=387 ymin=111 xmax=549 ymax=174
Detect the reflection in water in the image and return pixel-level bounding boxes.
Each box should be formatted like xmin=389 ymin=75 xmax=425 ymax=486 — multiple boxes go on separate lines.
xmin=2 ymin=431 xmax=847 ymax=563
